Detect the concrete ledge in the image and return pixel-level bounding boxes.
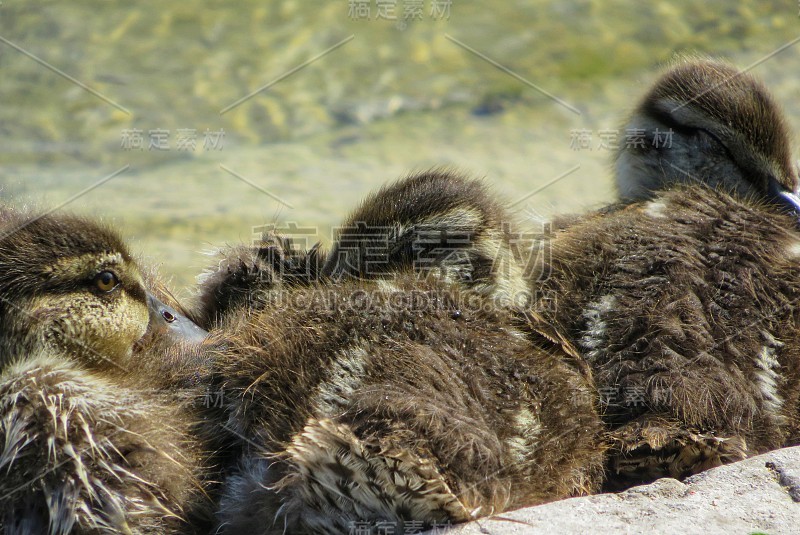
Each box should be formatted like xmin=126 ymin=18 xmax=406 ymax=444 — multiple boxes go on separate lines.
xmin=434 ymin=446 xmax=800 ymax=535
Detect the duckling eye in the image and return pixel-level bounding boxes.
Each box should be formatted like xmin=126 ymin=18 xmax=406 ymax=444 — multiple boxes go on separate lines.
xmin=93 ymin=271 xmax=119 ymax=292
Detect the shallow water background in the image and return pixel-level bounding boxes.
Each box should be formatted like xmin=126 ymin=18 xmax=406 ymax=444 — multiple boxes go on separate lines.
xmin=1 ymin=1 xmax=799 ymax=294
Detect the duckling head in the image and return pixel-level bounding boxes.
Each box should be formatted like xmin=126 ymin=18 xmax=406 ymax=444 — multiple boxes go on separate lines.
xmin=0 ymin=209 xmax=203 ymax=371
xmin=616 ymin=58 xmax=800 ymax=216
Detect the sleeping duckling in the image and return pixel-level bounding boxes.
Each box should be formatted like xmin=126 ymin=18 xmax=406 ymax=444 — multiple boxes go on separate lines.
xmin=200 ymin=276 xmax=602 ymax=534
xmin=188 ymin=184 xmax=603 ymax=534
xmin=534 ymin=59 xmax=800 ymax=489
xmin=615 ymin=57 xmax=800 ymax=215
xmin=321 ymin=170 xmax=529 ymax=308
xmin=191 ymin=169 xmax=529 ymax=331
xmin=0 ymin=207 xmax=210 ymax=534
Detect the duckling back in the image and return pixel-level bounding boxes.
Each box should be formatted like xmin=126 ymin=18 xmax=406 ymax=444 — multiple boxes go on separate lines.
xmin=201 ymin=274 xmax=603 ymax=534
xmin=536 ymin=185 xmax=800 ymax=487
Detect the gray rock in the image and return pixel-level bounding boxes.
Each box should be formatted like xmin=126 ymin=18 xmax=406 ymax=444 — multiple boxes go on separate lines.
xmin=431 ymin=446 xmax=800 ymax=535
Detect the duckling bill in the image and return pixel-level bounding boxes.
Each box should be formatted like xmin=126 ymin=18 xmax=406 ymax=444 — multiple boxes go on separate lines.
xmin=148 ymin=292 xmax=209 ymax=345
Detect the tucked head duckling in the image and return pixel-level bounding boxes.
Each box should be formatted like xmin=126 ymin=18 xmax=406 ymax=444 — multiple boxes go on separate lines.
xmin=193 ymin=170 xmax=531 ymax=330
xmin=188 ymin=175 xmax=602 ymax=534
xmin=322 ymin=170 xmax=530 ymax=308
xmin=534 ymin=60 xmax=800 ymax=490
xmin=615 ymin=58 xmax=800 ymax=216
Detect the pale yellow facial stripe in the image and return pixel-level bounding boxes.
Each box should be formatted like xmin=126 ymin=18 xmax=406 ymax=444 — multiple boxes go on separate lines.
xmin=44 ymin=253 xmax=146 ymax=293
xmin=44 ymin=252 xmax=126 ymax=278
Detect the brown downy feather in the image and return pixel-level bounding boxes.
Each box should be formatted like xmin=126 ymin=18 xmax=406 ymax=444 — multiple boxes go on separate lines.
xmin=535 ymin=187 xmax=800 ymax=488
xmin=191 ymin=233 xmax=322 ymax=330
xmin=197 ymin=273 xmax=603 ymax=534
xmin=192 ymin=170 xmax=529 ymax=331
xmin=534 ymin=59 xmax=800 ymax=489
xmin=321 ymin=170 xmax=530 ymax=309
xmin=186 ymin=177 xmax=603 ymax=533
xmin=616 ymin=57 xmax=798 ymax=201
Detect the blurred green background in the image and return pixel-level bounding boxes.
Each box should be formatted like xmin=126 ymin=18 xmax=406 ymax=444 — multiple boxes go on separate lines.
xmin=1 ymin=0 xmax=798 ymax=295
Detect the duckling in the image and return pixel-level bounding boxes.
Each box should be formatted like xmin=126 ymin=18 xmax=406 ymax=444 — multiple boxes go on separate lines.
xmin=191 ymin=170 xmax=531 ymax=330
xmin=194 ymin=60 xmax=800 ymax=496
xmin=0 ymin=207 xmax=210 ymax=534
xmin=533 ymin=59 xmax=800 ymax=489
xmin=193 ymin=170 xmax=531 ymax=329
xmin=197 ymin=274 xmax=602 ymax=534
xmin=187 ymin=183 xmax=603 ymax=534
xmin=615 ymin=58 xmax=800 ymax=215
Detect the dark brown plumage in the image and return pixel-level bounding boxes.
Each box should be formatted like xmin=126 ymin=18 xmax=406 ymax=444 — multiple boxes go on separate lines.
xmin=191 ymin=233 xmax=322 ymax=330
xmin=0 ymin=208 xmax=210 ymax=534
xmin=535 ymin=59 xmax=800 ymax=489
xmin=536 ymin=186 xmax=800 ymax=488
xmin=198 ymin=275 xmax=602 ymax=534
xmin=321 ymin=170 xmax=529 ymax=308
xmin=191 ymin=170 xmax=530 ymax=329
xmin=615 ymin=58 xmax=800 ymax=214
xmin=192 ymin=60 xmax=800 ymax=503
xmin=189 ymin=175 xmax=603 ymax=534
